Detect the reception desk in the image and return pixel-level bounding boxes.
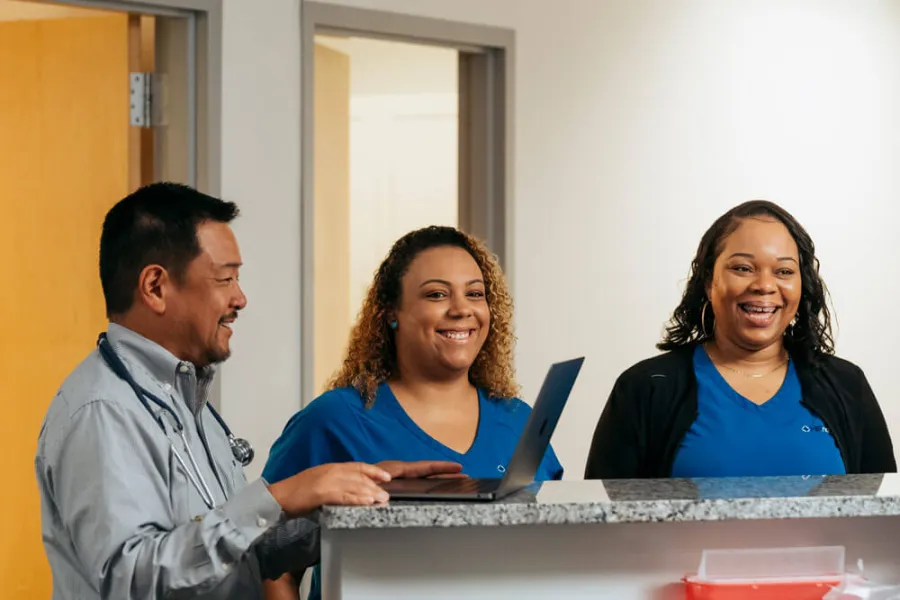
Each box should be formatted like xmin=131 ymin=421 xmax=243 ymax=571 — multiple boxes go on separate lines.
xmin=317 ymin=474 xmax=900 ymax=599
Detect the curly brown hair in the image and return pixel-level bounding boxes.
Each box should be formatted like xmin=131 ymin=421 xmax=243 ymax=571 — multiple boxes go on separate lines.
xmin=328 ymin=225 xmax=519 ymax=405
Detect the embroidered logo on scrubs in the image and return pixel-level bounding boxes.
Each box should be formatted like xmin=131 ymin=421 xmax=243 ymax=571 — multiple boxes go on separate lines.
xmin=801 ymin=425 xmax=830 ymax=433
xmin=497 ymin=464 xmax=506 ymax=474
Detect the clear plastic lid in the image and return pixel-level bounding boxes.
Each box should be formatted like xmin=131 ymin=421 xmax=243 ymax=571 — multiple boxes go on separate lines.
xmin=691 ymin=546 xmax=845 ymax=582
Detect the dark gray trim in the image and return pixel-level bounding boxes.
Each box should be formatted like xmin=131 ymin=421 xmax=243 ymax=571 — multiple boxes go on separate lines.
xmin=458 ymin=48 xmax=509 ymax=270
xmin=304 ymin=1 xmax=513 ymax=50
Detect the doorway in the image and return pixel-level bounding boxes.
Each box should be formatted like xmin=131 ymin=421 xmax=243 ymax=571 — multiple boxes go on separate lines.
xmin=311 ymin=34 xmax=460 ymax=393
xmin=0 ymin=0 xmax=206 ymax=595
xmin=302 ymin=2 xmax=515 ymax=403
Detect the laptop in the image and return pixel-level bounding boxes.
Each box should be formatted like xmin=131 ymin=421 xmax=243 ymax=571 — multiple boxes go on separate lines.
xmin=380 ymin=357 xmax=584 ymax=501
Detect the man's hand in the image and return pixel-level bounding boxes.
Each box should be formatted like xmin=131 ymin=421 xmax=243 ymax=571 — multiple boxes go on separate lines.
xmin=376 ymin=460 xmax=465 ymax=480
xmin=267 ymin=462 xmax=392 ymax=517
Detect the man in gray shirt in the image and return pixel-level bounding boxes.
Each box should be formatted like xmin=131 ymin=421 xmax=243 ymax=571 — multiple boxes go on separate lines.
xmin=35 ymin=183 xmax=461 ymax=600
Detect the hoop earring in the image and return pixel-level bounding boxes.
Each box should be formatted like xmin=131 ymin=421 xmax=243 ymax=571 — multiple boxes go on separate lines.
xmin=784 ymin=314 xmax=799 ymax=337
xmin=700 ymin=300 xmax=713 ymax=339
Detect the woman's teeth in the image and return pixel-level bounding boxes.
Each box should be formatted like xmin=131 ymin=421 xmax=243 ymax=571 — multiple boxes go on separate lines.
xmin=740 ymin=305 xmax=777 ymax=314
xmin=441 ymin=330 xmax=471 ymax=340
xmin=739 ymin=304 xmax=781 ymax=327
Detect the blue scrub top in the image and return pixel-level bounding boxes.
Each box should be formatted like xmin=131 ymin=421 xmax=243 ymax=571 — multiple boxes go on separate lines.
xmin=263 ymin=383 xmax=564 ymax=600
xmin=671 ymin=346 xmax=846 ymax=479
xmin=263 ymin=382 xmax=564 ymax=483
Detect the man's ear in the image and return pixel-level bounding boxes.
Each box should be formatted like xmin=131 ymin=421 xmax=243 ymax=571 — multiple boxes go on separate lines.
xmin=137 ymin=264 xmax=170 ymax=315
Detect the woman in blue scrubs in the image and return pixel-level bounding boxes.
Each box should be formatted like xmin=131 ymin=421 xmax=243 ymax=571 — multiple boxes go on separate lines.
xmin=263 ymin=225 xmax=563 ymax=600
xmin=585 ymin=200 xmax=896 ymax=483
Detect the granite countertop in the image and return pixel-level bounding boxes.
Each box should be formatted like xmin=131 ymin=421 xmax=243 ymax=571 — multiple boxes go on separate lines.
xmin=316 ymin=473 xmax=900 ymax=530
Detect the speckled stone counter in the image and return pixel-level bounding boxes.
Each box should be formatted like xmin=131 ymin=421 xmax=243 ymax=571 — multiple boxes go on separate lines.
xmin=319 ymin=475 xmax=900 ymax=600
xmin=318 ymin=473 xmax=900 ymax=530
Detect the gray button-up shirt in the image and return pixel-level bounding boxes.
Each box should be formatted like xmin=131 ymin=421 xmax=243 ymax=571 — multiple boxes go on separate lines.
xmin=35 ymin=323 xmax=318 ymax=599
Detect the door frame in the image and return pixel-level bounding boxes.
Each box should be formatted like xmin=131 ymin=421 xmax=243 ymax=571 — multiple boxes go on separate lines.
xmin=34 ymin=0 xmax=222 ymax=198
xmin=302 ymin=1 xmax=515 ymax=406
xmin=33 ymin=0 xmax=223 ymax=405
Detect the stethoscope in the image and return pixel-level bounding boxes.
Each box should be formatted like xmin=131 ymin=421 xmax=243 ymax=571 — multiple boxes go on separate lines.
xmin=97 ymin=333 xmax=254 ymax=510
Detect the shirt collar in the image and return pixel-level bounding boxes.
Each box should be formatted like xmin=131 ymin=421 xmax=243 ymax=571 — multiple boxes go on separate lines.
xmin=105 ymin=323 xmax=217 ymax=414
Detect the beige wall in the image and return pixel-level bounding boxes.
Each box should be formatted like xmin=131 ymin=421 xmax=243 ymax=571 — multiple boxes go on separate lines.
xmin=220 ymin=0 xmax=900 ymax=480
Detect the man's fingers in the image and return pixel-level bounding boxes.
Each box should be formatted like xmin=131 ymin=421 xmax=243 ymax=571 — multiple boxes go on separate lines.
xmin=358 ymin=479 xmax=390 ymax=504
xmin=356 ymin=462 xmax=392 ymax=482
xmin=338 ymin=483 xmax=388 ymax=505
xmin=350 ymin=468 xmax=390 ymax=503
xmin=340 ymin=491 xmax=375 ymax=506
xmin=402 ymin=460 xmax=464 ymax=478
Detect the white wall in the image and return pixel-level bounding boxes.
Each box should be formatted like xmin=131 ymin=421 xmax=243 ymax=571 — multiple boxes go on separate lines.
xmin=217 ymin=0 xmax=302 ymax=479
xmin=222 ymin=0 xmax=900 ymax=480
xmin=317 ymin=35 xmax=458 ymax=325
xmin=348 ymin=91 xmax=458 ymax=321
xmin=308 ymin=35 xmax=457 ymax=391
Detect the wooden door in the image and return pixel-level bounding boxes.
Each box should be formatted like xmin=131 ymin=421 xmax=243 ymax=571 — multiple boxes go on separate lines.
xmin=0 ymin=13 xmax=137 ymax=597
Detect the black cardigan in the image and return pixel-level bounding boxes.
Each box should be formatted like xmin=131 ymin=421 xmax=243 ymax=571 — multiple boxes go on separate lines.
xmin=584 ymin=345 xmax=897 ymax=479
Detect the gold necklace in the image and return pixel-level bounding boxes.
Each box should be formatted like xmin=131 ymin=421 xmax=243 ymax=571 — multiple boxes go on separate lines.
xmin=706 ymin=345 xmax=789 ymax=379
xmin=715 ymin=359 xmax=788 ymax=379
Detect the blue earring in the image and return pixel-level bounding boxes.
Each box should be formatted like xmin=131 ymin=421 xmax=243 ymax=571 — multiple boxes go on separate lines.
xmin=390 ymin=321 xmax=398 ymax=330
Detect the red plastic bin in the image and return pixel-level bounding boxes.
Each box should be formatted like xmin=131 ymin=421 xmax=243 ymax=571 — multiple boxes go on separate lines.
xmin=684 ymin=576 xmax=841 ymax=600
xmin=683 ymin=546 xmax=845 ymax=600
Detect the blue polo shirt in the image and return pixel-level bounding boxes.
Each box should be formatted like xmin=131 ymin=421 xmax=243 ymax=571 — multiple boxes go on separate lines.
xmin=263 ymin=383 xmax=564 ymax=599
xmin=670 ymin=346 xmax=845 ymax=479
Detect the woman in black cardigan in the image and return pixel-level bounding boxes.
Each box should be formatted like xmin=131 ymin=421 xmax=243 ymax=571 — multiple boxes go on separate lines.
xmin=585 ymin=200 xmax=895 ymax=480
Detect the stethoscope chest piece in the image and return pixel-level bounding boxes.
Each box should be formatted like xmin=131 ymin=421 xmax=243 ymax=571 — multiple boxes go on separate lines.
xmin=229 ymin=435 xmax=254 ymax=466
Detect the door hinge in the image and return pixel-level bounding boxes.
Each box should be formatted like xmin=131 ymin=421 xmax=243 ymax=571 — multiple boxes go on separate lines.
xmin=129 ymin=72 xmax=154 ymax=127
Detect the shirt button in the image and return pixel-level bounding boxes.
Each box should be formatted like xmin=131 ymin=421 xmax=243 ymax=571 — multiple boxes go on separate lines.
xmin=257 ymin=517 xmax=268 ymax=528
xmin=222 ymin=562 xmax=231 ymax=572
xmin=178 ymin=364 xmax=190 ymax=374
xmin=163 ymin=383 xmax=172 ymax=391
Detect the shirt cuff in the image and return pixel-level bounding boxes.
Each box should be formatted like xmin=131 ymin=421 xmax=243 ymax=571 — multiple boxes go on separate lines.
xmin=220 ymin=479 xmax=284 ymax=545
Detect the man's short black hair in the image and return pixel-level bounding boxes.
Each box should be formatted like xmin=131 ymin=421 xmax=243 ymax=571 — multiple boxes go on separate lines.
xmin=99 ymin=182 xmax=240 ymax=316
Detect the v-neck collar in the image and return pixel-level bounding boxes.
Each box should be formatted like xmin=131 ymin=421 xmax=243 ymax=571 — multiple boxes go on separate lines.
xmin=696 ymin=345 xmax=795 ymax=412
xmin=375 ymin=382 xmax=485 ymax=460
